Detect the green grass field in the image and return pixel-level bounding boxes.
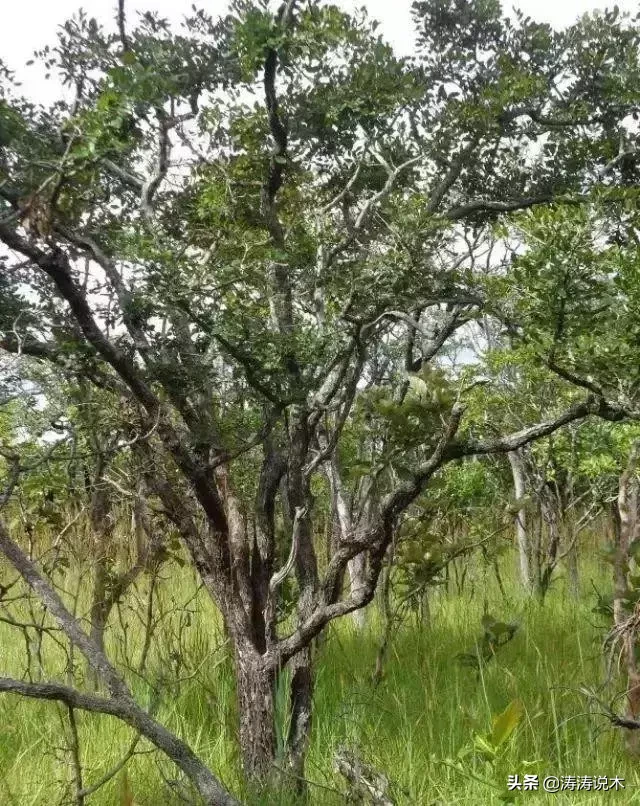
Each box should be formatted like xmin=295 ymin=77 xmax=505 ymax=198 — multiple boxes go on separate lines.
xmin=0 ymin=552 xmax=636 ymax=805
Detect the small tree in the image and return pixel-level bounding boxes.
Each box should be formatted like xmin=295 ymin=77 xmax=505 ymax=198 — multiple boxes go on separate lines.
xmin=1 ymin=0 xmax=639 ymax=798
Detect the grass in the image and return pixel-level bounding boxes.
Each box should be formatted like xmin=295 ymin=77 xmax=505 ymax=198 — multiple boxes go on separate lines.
xmin=0 ymin=551 xmax=637 ymax=805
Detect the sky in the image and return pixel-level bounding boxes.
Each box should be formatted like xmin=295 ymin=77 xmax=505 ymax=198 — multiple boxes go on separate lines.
xmin=0 ymin=0 xmax=637 ymax=104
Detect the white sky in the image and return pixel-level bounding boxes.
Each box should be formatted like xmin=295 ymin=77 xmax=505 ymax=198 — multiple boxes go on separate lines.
xmin=0 ymin=0 xmax=636 ymax=104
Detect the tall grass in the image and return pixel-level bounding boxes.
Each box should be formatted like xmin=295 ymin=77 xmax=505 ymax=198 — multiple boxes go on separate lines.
xmin=0 ymin=552 xmax=637 ymax=805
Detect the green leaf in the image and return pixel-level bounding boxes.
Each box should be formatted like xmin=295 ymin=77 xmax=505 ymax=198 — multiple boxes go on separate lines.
xmin=488 ymin=699 xmax=524 ymax=748
xmin=121 ymin=50 xmax=137 ymax=66
xmin=473 ymin=734 xmax=497 ymax=759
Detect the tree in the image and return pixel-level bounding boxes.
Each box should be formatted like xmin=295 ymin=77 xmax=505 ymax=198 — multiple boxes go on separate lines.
xmin=1 ymin=0 xmax=639 ymax=798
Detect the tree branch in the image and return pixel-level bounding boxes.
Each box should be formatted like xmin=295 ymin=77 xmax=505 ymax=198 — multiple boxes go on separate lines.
xmin=0 ymin=226 xmax=229 ymax=535
xmin=0 ymin=517 xmax=239 ymax=806
xmin=141 ymin=112 xmax=170 ymax=225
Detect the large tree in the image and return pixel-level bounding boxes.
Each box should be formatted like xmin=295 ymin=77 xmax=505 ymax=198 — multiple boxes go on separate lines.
xmin=1 ymin=0 xmax=639 ymax=800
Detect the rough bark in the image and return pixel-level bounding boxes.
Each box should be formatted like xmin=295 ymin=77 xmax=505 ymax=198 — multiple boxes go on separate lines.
xmin=235 ymin=648 xmax=277 ymax=782
xmin=287 ymin=648 xmax=314 ymax=782
xmin=539 ymin=489 xmax=561 ymax=598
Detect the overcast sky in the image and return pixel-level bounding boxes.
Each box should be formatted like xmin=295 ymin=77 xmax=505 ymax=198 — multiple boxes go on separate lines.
xmin=1 ymin=0 xmax=636 ymax=104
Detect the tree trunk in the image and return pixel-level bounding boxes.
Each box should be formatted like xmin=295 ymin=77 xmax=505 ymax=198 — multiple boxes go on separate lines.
xmin=347 ymin=554 xmax=367 ymax=630
xmin=566 ymin=537 xmax=580 ymax=599
xmin=287 ymin=646 xmax=314 ymax=783
xmin=89 ymin=563 xmax=109 ymax=657
xmin=614 ymin=443 xmax=640 ymax=755
xmin=88 ymin=479 xmax=114 ymax=681
xmin=326 ymin=453 xmax=368 ymax=629
xmin=235 ymin=649 xmax=277 ymax=782
xmin=539 ymin=492 xmax=560 ymax=600
xmin=507 ymin=450 xmax=533 ymax=593
xmin=565 ymin=462 xmax=580 ymax=599
xmin=284 ymin=405 xmax=319 ymax=785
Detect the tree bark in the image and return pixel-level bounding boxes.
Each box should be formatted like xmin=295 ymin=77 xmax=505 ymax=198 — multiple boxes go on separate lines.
xmin=87 ymin=462 xmax=115 ymax=654
xmin=507 ymin=450 xmax=533 ymax=593
xmin=287 ymin=647 xmax=314 ymax=782
xmin=614 ymin=443 xmax=640 ymax=755
xmin=89 ymin=560 xmax=110 ymax=657
xmin=284 ymin=406 xmax=318 ymax=783
xmin=540 ymin=489 xmax=561 ymax=599
xmin=565 ymin=453 xmax=580 ymax=599
xmin=325 ymin=456 xmax=369 ymax=629
xmin=347 ymin=554 xmax=367 ymax=630
xmin=235 ymin=649 xmax=277 ymax=782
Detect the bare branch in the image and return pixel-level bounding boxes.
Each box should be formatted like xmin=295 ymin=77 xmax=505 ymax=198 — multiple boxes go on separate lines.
xmin=101 ymin=158 xmax=144 ymax=191
xmin=0 ymin=226 xmax=229 ymax=535
xmin=0 ymin=675 xmax=239 ymax=806
xmin=274 ymin=403 xmax=465 ymax=663
xmin=444 ymin=194 xmax=554 ymax=220
xmin=141 ymin=113 xmax=171 ymax=224
xmin=447 ymin=396 xmax=626 ymax=460
xmin=269 ymin=506 xmax=307 ymax=594
xmin=0 ymin=517 xmax=239 ymax=805
xmin=0 ymin=517 xmax=128 ymax=696
xmin=78 ymin=734 xmax=143 ymax=799
xmin=326 ymin=153 xmax=423 ymax=267
xmin=425 ymin=137 xmax=478 ymax=214
xmin=320 ymin=153 xmax=368 ymax=216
